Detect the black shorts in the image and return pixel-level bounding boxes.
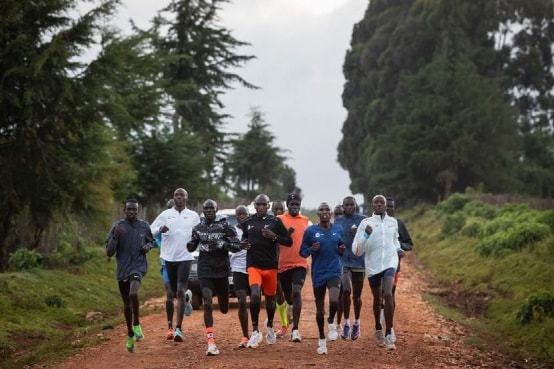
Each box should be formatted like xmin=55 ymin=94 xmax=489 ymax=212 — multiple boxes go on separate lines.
xmin=165 ymin=260 xmax=192 ymax=293
xmin=279 ymin=267 xmax=306 ymax=289
xmin=233 ymin=272 xmax=250 ymax=292
xmin=368 ymin=268 xmax=396 ymax=289
xmin=200 ymin=277 xmax=229 ymax=297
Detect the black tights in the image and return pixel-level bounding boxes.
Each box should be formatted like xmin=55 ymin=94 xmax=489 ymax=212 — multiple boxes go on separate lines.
xmin=313 ymin=278 xmax=340 ymax=339
xmin=250 ymin=285 xmax=276 ymax=331
xmin=118 ymin=279 xmax=141 ymax=337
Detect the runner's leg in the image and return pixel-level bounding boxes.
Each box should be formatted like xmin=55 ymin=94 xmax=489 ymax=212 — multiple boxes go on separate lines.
xmin=118 ymin=280 xmax=133 ymax=338
xmin=313 ymin=285 xmax=326 ymax=339
xmin=291 ymin=268 xmax=306 ymax=331
xmin=352 ymin=271 xmax=364 ymax=321
xmin=129 ymin=278 xmax=141 ymax=326
xmin=369 ymin=273 xmax=384 ymax=331
xmin=233 ymin=272 xmax=249 ymax=339
xmin=327 ymin=277 xmax=340 ymax=325
xmin=175 ymin=261 xmax=192 ymax=330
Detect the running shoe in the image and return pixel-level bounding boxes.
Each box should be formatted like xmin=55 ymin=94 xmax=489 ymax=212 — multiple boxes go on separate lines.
xmin=316 ymin=338 xmax=327 ymax=355
xmin=266 ymin=326 xmax=277 ymax=345
xmin=375 ymin=330 xmax=385 ymax=347
xmin=126 ymin=336 xmax=135 ymax=353
xmin=291 ymin=329 xmax=302 ymax=343
xmin=327 ymin=323 xmax=338 ymax=341
xmin=247 ymin=330 xmax=263 ymax=348
xmin=385 ymin=334 xmax=396 ymax=350
xmin=184 ymin=289 xmax=193 ymax=317
xmin=132 ymin=324 xmax=144 ymax=341
xmin=238 ymin=336 xmax=249 ymax=348
xmin=351 ymin=323 xmax=360 ymax=341
xmin=174 ymin=327 xmax=183 ymax=342
xmin=166 ymin=328 xmax=174 ymax=340
xmin=341 ymin=323 xmax=350 ymax=340
xmin=390 ymin=328 xmax=396 ymax=343
xmin=276 ymin=325 xmax=288 ymax=338
xmin=206 ymin=342 xmax=220 ymax=356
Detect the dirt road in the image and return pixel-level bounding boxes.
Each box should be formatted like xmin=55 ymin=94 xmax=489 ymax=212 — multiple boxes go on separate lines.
xmin=51 ymin=256 xmax=508 ymax=369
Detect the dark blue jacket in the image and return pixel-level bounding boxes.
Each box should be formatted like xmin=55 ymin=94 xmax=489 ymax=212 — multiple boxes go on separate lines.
xmin=334 ymin=214 xmax=366 ymax=269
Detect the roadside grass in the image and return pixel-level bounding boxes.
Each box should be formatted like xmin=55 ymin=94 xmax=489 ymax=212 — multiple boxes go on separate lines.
xmin=0 ymin=247 xmax=163 ymax=369
xmin=405 ymin=197 xmax=554 ymax=365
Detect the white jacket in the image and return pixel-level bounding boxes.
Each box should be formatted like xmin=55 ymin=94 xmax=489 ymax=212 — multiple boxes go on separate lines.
xmin=151 ymin=207 xmax=200 ymax=262
xmin=352 ymin=213 xmax=400 ymax=276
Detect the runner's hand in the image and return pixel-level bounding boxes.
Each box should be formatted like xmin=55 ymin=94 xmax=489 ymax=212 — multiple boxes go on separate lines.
xmin=350 ymin=225 xmax=358 ymax=235
xmin=311 ymin=242 xmax=320 ymax=252
xmin=398 ymin=249 xmax=405 ymax=258
xmin=338 ymin=243 xmax=346 ymax=254
xmin=261 ymin=228 xmax=276 ymax=240
xmin=114 ymin=224 xmax=125 ymax=239
xmin=140 ymin=243 xmax=153 ymax=255
xmin=207 ymin=239 xmax=218 ymax=251
xmin=365 ymin=224 xmax=373 ymax=236
xmin=240 ymin=240 xmax=251 ymax=250
xmin=186 ymin=241 xmax=196 ymax=252
xmin=159 ymin=225 xmax=169 ymax=234
xmin=288 ymin=227 xmax=295 ymax=235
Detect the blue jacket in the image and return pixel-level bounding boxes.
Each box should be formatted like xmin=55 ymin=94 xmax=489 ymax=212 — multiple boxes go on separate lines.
xmin=300 ymin=224 xmax=344 ymax=288
xmin=334 ymin=214 xmax=366 ymax=269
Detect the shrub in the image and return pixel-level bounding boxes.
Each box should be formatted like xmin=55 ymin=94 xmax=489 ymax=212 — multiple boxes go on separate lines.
xmin=44 ymin=294 xmax=66 ymax=308
xmin=8 ymin=248 xmax=42 ymax=271
xmin=461 ymin=218 xmax=481 ymax=237
xmin=44 ymin=232 xmax=95 ymax=268
xmin=437 ymin=193 xmax=470 ymax=214
xmin=441 ymin=213 xmax=466 ymax=237
xmin=517 ymin=292 xmax=554 ymax=325
xmin=476 ymin=222 xmax=550 ymax=256
xmin=463 ymin=201 xmax=498 ymax=219
xmin=537 ymin=210 xmax=554 ymax=231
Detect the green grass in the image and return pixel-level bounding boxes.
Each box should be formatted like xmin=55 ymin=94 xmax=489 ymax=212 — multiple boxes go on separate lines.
xmin=0 ymin=247 xmax=163 ymax=369
xmin=406 ymin=197 xmax=554 ymax=365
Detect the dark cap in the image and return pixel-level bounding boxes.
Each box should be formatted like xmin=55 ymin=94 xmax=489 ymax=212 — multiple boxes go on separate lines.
xmin=286 ymin=193 xmax=302 ymax=205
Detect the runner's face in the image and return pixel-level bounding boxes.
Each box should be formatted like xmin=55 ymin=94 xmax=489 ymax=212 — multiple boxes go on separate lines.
xmin=334 ymin=206 xmax=343 ymax=217
xmin=173 ymin=190 xmax=187 ymax=208
xmin=343 ymin=198 xmax=356 ymax=216
xmin=318 ymin=204 xmax=331 ymax=222
xmin=272 ymin=202 xmax=284 ymax=215
xmin=373 ymin=197 xmax=386 ymax=214
xmin=386 ymin=200 xmax=395 ymax=216
xmin=124 ymin=203 xmax=138 ymax=221
xmin=203 ymin=205 xmax=216 ymax=221
xmin=288 ymin=200 xmax=301 ymax=216
xmin=235 ymin=209 xmax=248 ymax=224
xmin=255 ymin=200 xmax=269 ymax=216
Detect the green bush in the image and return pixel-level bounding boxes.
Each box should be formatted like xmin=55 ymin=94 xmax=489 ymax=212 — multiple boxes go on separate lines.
xmin=463 ymin=201 xmax=498 ymax=218
xmin=44 ymin=295 xmax=66 ymax=308
xmin=44 ymin=232 xmax=95 ymax=268
xmin=441 ymin=213 xmax=466 ymax=237
xmin=517 ymin=292 xmax=554 ymax=325
xmin=461 ymin=218 xmax=481 ymax=237
xmin=476 ymin=222 xmax=550 ymax=256
xmin=436 ymin=193 xmax=470 ymax=214
xmin=537 ymin=210 xmax=554 ymax=231
xmin=8 ymin=248 xmax=42 ymax=271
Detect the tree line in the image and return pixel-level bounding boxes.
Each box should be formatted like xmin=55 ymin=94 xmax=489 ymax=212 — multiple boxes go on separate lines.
xmin=0 ymin=0 xmax=299 ymax=270
xmin=338 ymin=0 xmax=554 ymax=204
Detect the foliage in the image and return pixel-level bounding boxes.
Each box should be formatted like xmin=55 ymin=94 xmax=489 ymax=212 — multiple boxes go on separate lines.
xmin=517 ymin=292 xmax=554 ymax=325
xmin=44 ymin=295 xmax=66 ymax=308
xmin=476 ymin=222 xmax=550 ymax=256
xmin=436 ymin=193 xmax=471 ymax=214
xmin=441 ymin=213 xmax=466 ymax=237
xmin=7 ymin=249 xmax=42 ymax=271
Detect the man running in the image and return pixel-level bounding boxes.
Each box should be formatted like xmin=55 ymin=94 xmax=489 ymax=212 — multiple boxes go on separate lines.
xmin=270 ymin=200 xmax=290 ymax=337
xmin=106 ymin=199 xmax=155 ymax=352
xmin=277 ymin=193 xmax=310 ymax=342
xmin=382 ymin=196 xmax=413 ymax=343
xmin=300 ymin=202 xmax=346 ymax=355
xmin=151 ymin=188 xmax=200 ymax=342
xmin=231 ymin=205 xmax=251 ymax=348
xmin=187 ymin=200 xmax=242 ymax=356
xmin=353 ymin=195 xmax=401 ymax=350
xmin=334 ymin=196 xmax=366 ymax=340
xmin=240 ymin=194 xmax=293 ymax=348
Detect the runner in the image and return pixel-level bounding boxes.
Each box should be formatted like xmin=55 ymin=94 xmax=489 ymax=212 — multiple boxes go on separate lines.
xmin=277 ymin=193 xmax=310 ymax=342
xmin=231 ymin=205 xmax=251 ymax=348
xmin=240 ymin=194 xmax=293 ymax=348
xmin=151 ymin=188 xmax=200 ymax=342
xmin=271 ymin=201 xmax=285 ymax=216
xmin=382 ymin=196 xmax=413 ymax=343
xmin=300 ymin=202 xmax=346 ymax=355
xmin=270 ymin=200 xmax=289 ymax=337
xmin=187 ymin=199 xmax=242 ymax=356
xmin=334 ymin=196 xmax=366 ymax=340
xmin=333 ymin=205 xmax=344 ymax=221
xmin=353 ymin=195 xmax=401 ymax=350
xmin=106 ymin=199 xmax=155 ymax=352
xmin=154 ymin=199 xmax=175 ymax=339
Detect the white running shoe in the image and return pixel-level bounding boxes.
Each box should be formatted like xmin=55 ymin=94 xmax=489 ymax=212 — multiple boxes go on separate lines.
xmin=317 ymin=338 xmax=327 ymax=355
xmin=390 ymin=328 xmax=396 ymax=343
xmin=327 ymin=323 xmax=338 ymax=341
xmin=375 ymin=330 xmax=386 ymax=347
xmin=385 ymin=334 xmax=396 ymax=350
xmin=206 ymin=342 xmax=220 ymax=356
xmin=291 ymin=329 xmax=302 ymax=342
xmin=266 ymin=326 xmax=277 ymax=345
xmin=247 ymin=330 xmax=263 ymax=348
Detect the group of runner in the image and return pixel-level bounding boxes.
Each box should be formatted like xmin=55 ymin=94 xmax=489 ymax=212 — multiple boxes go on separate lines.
xmin=105 ymin=188 xmax=413 ymax=356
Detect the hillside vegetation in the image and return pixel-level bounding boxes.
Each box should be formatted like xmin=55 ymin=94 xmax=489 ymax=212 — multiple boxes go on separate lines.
xmin=407 ymin=194 xmax=554 ymax=363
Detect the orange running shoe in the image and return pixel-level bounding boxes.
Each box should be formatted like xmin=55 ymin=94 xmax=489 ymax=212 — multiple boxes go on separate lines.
xmin=166 ymin=328 xmax=174 ymax=340
xmin=238 ymin=336 xmax=249 ymax=348
xmin=276 ymin=325 xmax=288 ymax=338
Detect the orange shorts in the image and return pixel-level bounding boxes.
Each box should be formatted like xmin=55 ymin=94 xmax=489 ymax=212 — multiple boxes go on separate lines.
xmin=394 ymin=271 xmax=400 ymax=286
xmin=247 ymin=267 xmax=278 ymax=296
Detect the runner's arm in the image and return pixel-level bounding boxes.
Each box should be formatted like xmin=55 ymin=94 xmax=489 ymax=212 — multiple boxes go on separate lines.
xmin=352 ymin=219 xmax=370 ymax=256
xmin=299 ymin=230 xmax=312 ymax=258
xmin=150 ymin=212 xmax=165 ymax=237
xmin=397 ymin=219 xmax=413 ymax=251
xmin=274 ymin=218 xmax=293 ymax=246
xmin=223 ymin=223 xmax=242 ymax=252
xmin=105 ymin=223 xmax=119 ymax=257
xmin=187 ymin=228 xmax=200 ymax=252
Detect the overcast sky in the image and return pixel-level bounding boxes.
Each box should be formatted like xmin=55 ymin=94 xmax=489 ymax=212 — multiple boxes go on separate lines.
xmin=112 ymin=0 xmax=367 ymax=208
